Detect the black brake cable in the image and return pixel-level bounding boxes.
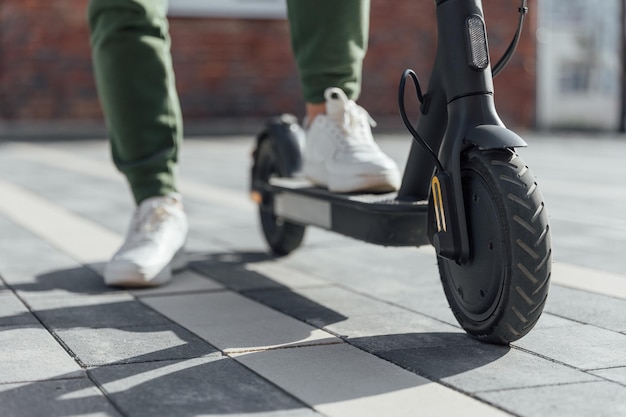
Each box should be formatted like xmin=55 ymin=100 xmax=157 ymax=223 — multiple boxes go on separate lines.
xmin=492 ymin=0 xmax=528 ymax=77
xmin=398 ymin=0 xmax=528 ymax=168
xmin=398 ymin=69 xmax=444 ymax=172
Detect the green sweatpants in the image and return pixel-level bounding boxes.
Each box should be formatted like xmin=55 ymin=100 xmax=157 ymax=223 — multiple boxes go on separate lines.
xmin=88 ymin=0 xmax=369 ymax=204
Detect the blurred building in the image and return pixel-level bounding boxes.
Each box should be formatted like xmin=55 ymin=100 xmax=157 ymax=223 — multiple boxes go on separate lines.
xmin=536 ymin=0 xmax=621 ymax=130
xmin=0 ymin=0 xmax=538 ymax=134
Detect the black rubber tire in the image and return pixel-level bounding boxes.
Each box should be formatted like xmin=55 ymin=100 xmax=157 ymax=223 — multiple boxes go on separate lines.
xmin=254 ymin=139 xmax=306 ymax=256
xmin=438 ymin=148 xmax=551 ymax=344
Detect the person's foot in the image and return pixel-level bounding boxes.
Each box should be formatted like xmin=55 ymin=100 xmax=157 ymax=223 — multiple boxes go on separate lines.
xmin=303 ymin=87 xmax=401 ymax=193
xmin=104 ymin=193 xmax=188 ymax=287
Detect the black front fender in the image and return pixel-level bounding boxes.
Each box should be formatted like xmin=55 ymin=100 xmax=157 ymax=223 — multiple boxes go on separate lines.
xmin=464 ymin=125 xmax=527 ymax=150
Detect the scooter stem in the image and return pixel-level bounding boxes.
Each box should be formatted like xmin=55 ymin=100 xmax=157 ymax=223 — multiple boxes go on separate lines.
xmin=400 ymin=0 xmax=525 ymax=263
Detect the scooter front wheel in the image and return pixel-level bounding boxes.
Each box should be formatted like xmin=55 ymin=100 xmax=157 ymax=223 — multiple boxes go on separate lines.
xmin=438 ymin=148 xmax=551 ymax=344
xmin=253 ymin=139 xmax=306 ymax=255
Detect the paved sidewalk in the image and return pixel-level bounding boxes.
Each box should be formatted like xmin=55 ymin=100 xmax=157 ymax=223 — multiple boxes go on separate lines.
xmin=0 ymin=132 xmax=625 ymax=417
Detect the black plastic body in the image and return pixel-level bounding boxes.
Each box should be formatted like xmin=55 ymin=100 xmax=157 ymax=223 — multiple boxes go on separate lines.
xmin=399 ymin=0 xmax=526 ymax=263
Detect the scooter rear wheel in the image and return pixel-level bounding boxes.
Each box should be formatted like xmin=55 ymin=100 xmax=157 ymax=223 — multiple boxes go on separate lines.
xmin=438 ymin=148 xmax=551 ymax=344
xmin=254 ymin=139 xmax=306 ymax=255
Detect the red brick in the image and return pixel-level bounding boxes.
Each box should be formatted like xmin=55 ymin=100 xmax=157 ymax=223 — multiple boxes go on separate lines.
xmin=0 ymin=0 xmax=536 ymax=128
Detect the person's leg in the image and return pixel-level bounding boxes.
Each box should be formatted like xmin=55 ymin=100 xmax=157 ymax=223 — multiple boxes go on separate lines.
xmin=287 ymin=0 xmax=368 ymax=107
xmin=286 ymin=0 xmax=400 ymax=193
xmin=89 ymin=0 xmax=181 ymax=205
xmin=88 ymin=0 xmax=187 ymax=287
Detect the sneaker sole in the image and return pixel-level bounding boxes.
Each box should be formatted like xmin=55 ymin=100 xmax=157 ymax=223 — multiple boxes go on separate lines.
xmin=328 ymin=171 xmax=401 ymax=193
xmin=104 ymin=248 xmax=187 ymax=288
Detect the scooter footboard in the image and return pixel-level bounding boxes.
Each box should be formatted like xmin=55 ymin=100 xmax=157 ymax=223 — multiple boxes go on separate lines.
xmin=269 ymin=178 xmax=431 ymax=247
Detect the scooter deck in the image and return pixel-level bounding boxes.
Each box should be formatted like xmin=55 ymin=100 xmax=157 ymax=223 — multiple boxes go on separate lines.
xmin=268 ymin=177 xmax=431 ymax=247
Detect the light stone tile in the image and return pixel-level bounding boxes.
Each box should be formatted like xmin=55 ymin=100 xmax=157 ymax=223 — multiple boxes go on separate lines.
xmin=531 ymin=312 xmax=581 ymax=330
xmin=0 ymin=292 xmax=39 ymax=327
xmin=513 ymin=324 xmax=626 ymax=370
xmin=142 ymin=291 xmax=340 ymax=353
xmin=56 ymin=324 xmax=219 ymax=367
xmin=244 ymin=286 xmax=457 ymax=338
xmin=232 ymin=343 xmax=512 ymax=417
xmin=0 ymin=326 xmax=82 ymax=383
xmin=0 ymin=378 xmax=123 ymax=417
xmin=590 ymin=366 xmax=626 ymax=385
xmin=478 ymin=381 xmax=626 ymax=417
xmin=551 ymin=262 xmax=626 ymax=300
xmin=374 ymin=342 xmax=597 ymax=393
xmin=325 ymin=312 xmax=460 ymax=339
xmin=0 ymin=179 xmax=122 ymax=264
xmin=545 ymin=285 xmax=626 ymax=332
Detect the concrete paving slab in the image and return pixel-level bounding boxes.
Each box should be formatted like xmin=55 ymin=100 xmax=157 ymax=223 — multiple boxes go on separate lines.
xmin=128 ymin=269 xmax=224 ymax=297
xmin=531 ymin=312 xmax=581 ymax=330
xmin=190 ymin=252 xmax=331 ymax=291
xmin=0 ymin=325 xmax=82 ymax=383
xmin=0 ymin=215 xmax=115 ymax=296
xmin=0 ymin=292 xmax=39 ymax=327
xmin=25 ymin=293 xmax=170 ymax=330
xmin=513 ymin=324 xmax=626 ymax=370
xmin=142 ymin=291 xmax=340 ymax=353
xmin=0 ymin=377 xmax=122 ymax=417
xmin=370 ymin=341 xmax=597 ymax=393
xmin=551 ymin=262 xmax=626 ymax=300
xmin=0 ymin=153 xmax=132 ymax=235
xmin=243 ymin=286 xmax=456 ymax=337
xmin=232 ymin=343 xmax=512 ymax=417
xmin=0 ymin=178 xmax=122 ymax=264
xmin=56 ymin=324 xmax=219 ymax=367
xmin=324 ymin=312 xmax=463 ymax=339
xmin=545 ymin=285 xmax=626 ymax=332
xmin=589 ymin=366 xmax=626 ymax=385
xmin=478 ymin=381 xmax=626 ymax=417
xmin=89 ymin=356 xmax=320 ymax=417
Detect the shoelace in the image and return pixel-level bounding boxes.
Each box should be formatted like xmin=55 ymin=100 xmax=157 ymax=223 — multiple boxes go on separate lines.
xmin=331 ymin=101 xmax=378 ymax=149
xmin=126 ymin=203 xmax=174 ymax=245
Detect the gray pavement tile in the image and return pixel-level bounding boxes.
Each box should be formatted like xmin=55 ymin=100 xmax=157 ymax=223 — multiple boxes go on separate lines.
xmin=190 ymin=251 xmax=330 ymax=291
xmin=26 ymin=294 xmax=171 ymax=330
xmin=89 ymin=356 xmax=320 ymax=417
xmin=531 ymin=312 xmax=582 ymax=330
xmin=0 ymin=377 xmax=122 ymax=417
xmin=367 ymin=340 xmax=597 ymax=393
xmin=243 ymin=286 xmax=454 ymax=337
xmin=129 ymin=269 xmax=224 ymax=297
xmin=142 ymin=291 xmax=339 ymax=353
xmin=590 ymin=366 xmax=626 ymax=385
xmin=0 ymin=215 xmax=114 ymax=295
xmin=325 ymin=312 xmax=460 ymax=339
xmin=0 ymin=292 xmax=39 ymax=327
xmin=0 ymin=156 xmax=132 ymax=235
xmin=513 ymin=324 xmax=626 ymax=370
xmin=56 ymin=324 xmax=219 ymax=367
xmin=545 ymin=285 xmax=626 ymax=332
xmin=232 ymin=343 xmax=512 ymax=417
xmin=478 ymin=381 xmax=626 ymax=417
xmin=0 ymin=325 xmax=82 ymax=383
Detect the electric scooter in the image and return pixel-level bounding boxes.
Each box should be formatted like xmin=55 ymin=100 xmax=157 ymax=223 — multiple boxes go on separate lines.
xmin=250 ymin=0 xmax=551 ymax=345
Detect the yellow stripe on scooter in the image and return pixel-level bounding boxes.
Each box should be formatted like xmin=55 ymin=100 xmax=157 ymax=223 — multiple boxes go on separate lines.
xmin=431 ymin=176 xmax=447 ymax=232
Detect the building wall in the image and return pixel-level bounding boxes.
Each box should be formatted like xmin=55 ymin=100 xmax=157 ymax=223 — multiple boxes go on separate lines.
xmin=0 ymin=0 xmax=537 ymax=130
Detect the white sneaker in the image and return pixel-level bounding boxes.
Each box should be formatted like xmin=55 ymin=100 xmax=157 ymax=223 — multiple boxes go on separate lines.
xmin=104 ymin=193 xmax=188 ymax=287
xmin=303 ymin=87 xmax=401 ymax=193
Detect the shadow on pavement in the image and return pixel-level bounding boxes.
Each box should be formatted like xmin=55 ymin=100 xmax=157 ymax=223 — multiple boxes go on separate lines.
xmin=0 ymin=249 xmax=511 ymax=416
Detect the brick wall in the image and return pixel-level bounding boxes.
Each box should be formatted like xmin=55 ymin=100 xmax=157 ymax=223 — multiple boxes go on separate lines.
xmin=0 ymin=0 xmax=536 ymax=130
